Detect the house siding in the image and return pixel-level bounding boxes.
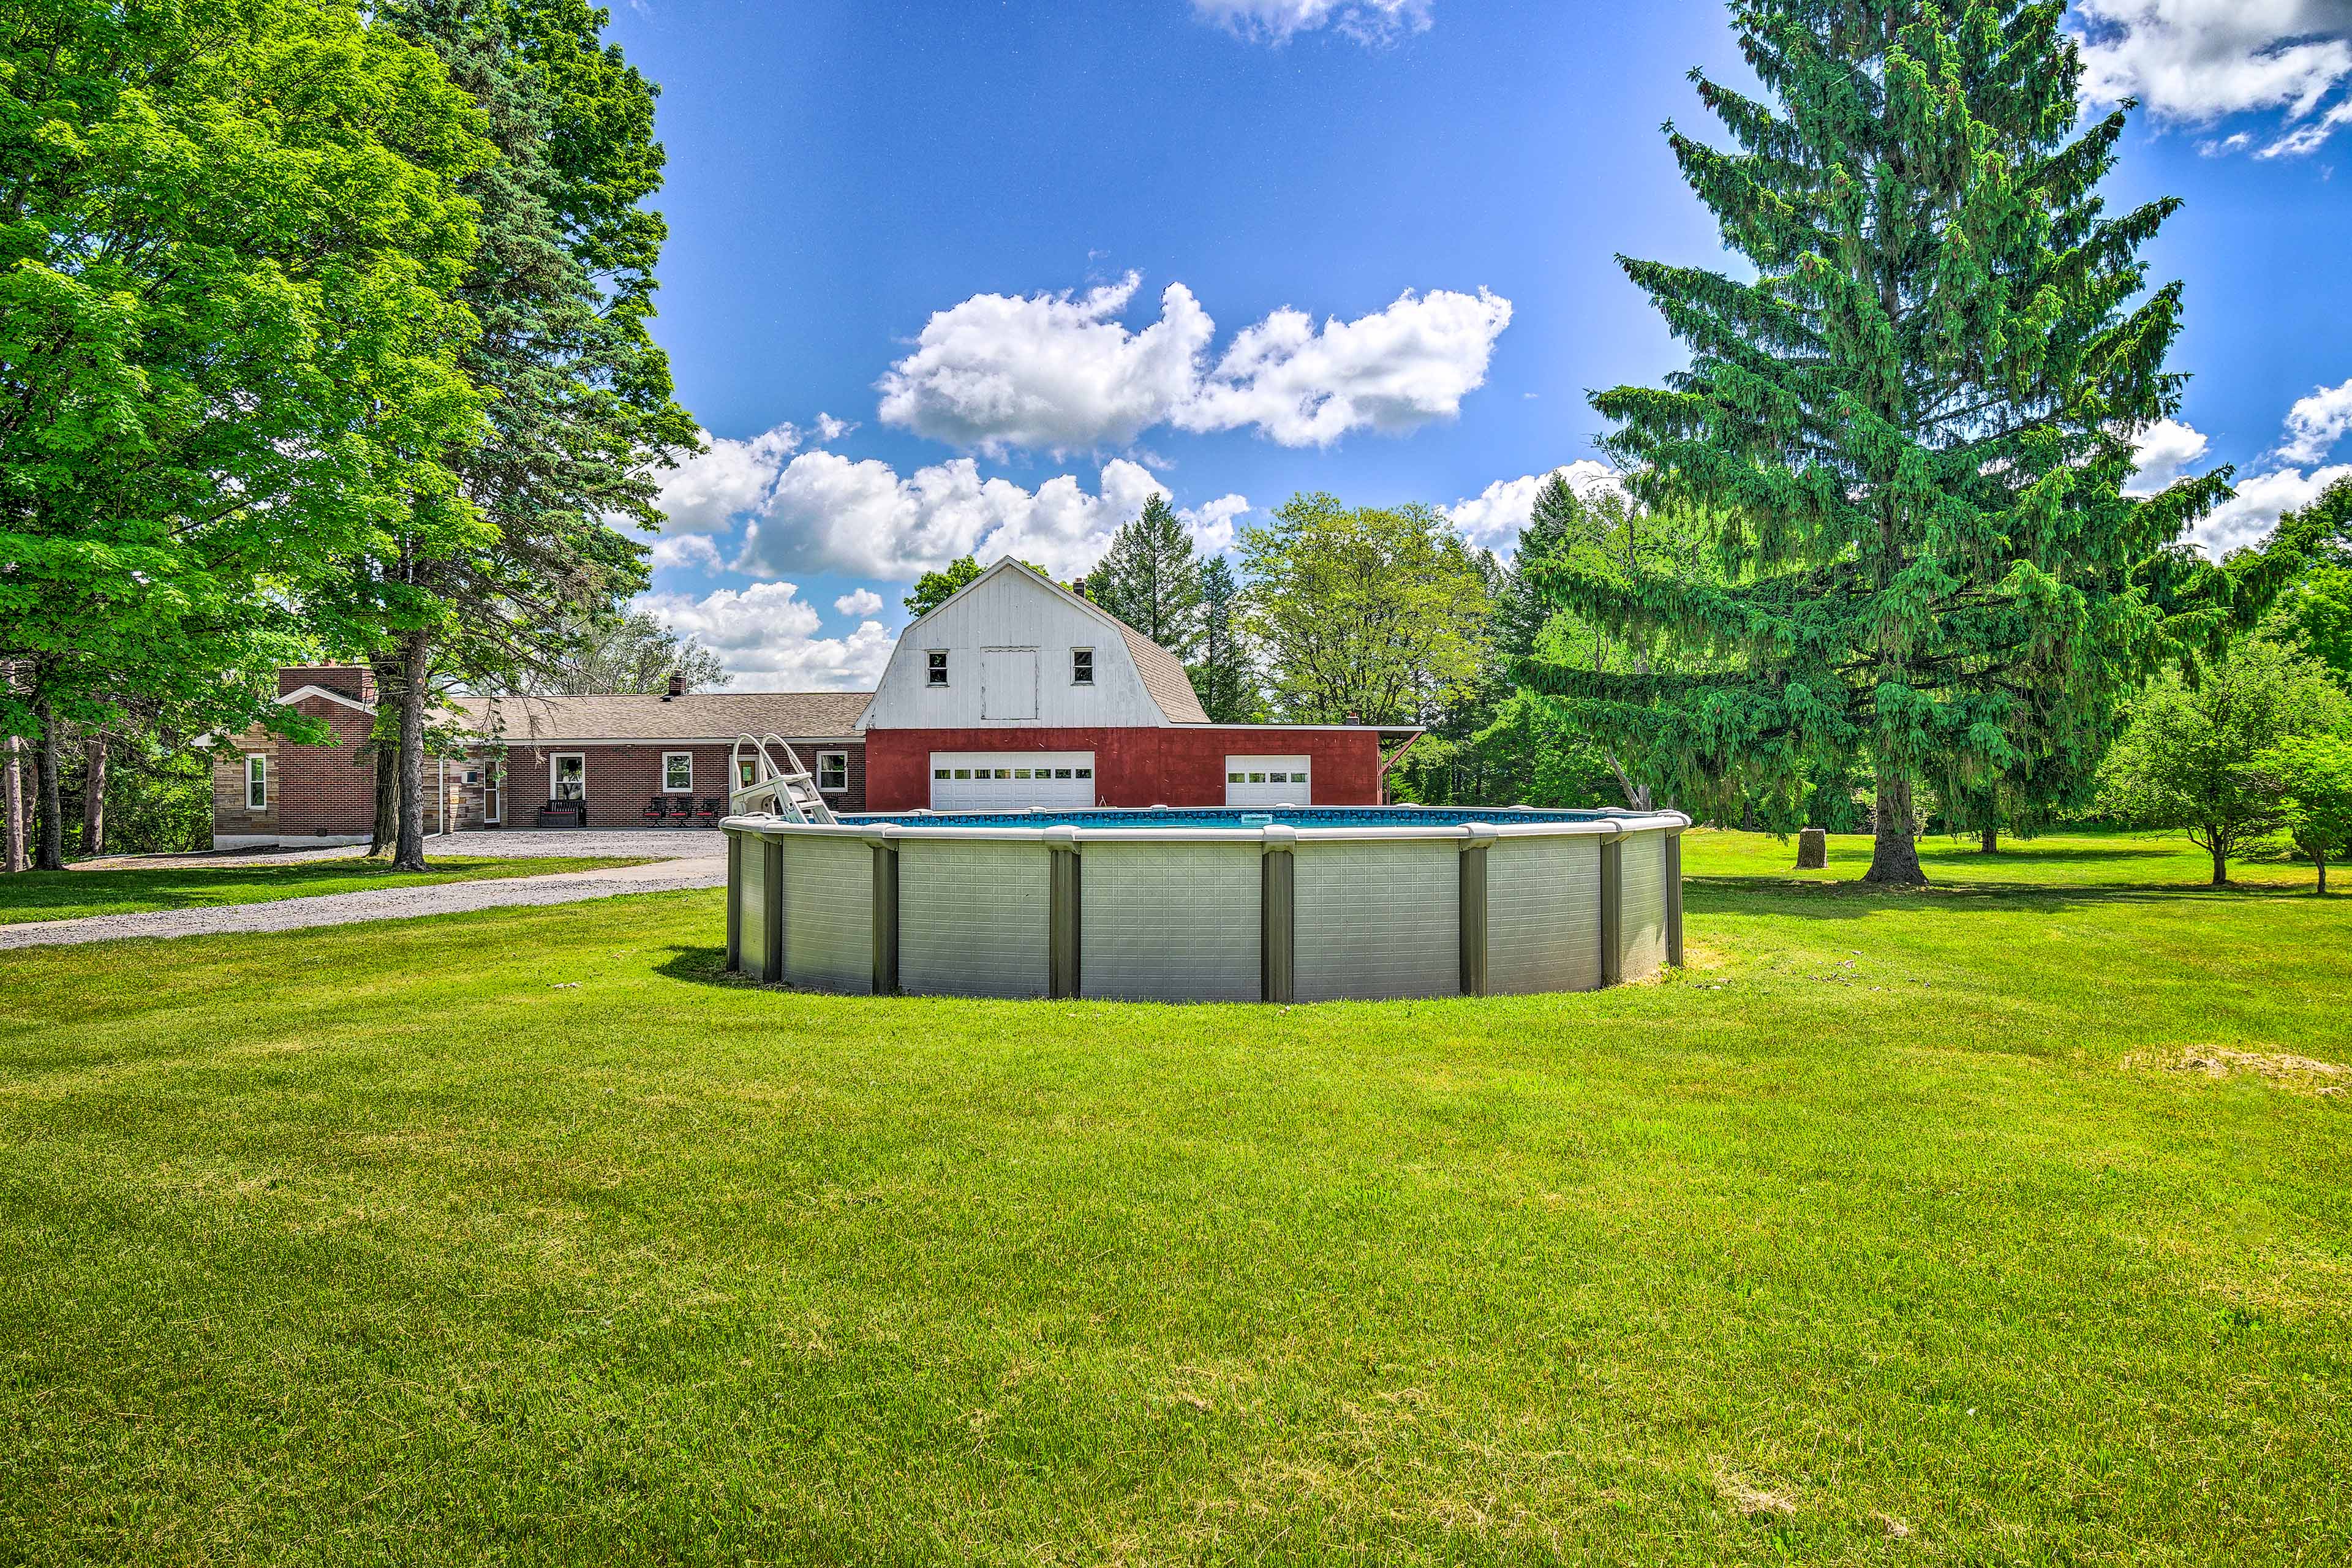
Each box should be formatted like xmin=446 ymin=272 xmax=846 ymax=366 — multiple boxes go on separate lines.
xmin=861 ymin=726 xmax=1384 ymax=811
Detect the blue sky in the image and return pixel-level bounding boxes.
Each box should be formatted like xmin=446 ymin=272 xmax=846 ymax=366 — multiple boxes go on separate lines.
xmin=606 ymin=0 xmax=2352 ymax=688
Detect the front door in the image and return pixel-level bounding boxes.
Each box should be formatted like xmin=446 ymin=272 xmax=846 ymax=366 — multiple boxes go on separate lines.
xmin=481 ymin=760 xmax=503 ymax=825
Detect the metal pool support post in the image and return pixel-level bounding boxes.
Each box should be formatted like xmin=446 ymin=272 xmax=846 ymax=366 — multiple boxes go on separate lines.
xmin=869 ymin=826 xmax=900 ymax=995
xmin=725 ymin=829 xmax=744 ymax=973
xmin=760 ymin=832 xmax=786 ymax=983
xmin=1665 ymin=826 xmax=1686 ymax=968
xmin=1598 ymin=823 xmax=1625 ymax=989
xmin=1047 ymin=824 xmax=1081 ymax=999
xmin=1458 ymin=821 xmax=1495 ymax=997
xmin=1260 ymin=824 xmax=1296 ymax=1004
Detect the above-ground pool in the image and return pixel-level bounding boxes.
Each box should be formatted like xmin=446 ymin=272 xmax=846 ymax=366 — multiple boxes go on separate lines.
xmin=721 ymin=805 xmax=1688 ymax=1003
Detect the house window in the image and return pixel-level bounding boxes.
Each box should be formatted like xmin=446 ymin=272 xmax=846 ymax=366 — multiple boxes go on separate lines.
xmin=662 ymin=752 xmax=693 ymax=793
xmin=244 ymin=755 xmax=267 ymax=811
xmin=551 ymin=754 xmax=586 ymax=801
xmin=927 ymin=650 xmax=949 ymax=686
xmin=1071 ymin=647 xmax=1094 ymax=685
xmin=817 ymin=751 xmax=848 ymax=792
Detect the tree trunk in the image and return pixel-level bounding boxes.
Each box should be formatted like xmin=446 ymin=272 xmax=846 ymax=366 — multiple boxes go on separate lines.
xmin=2318 ymin=854 xmax=2329 ymax=897
xmin=82 ymin=731 xmax=106 ymax=858
xmin=33 ymin=692 xmax=64 ymax=870
xmin=3 ymin=733 xmax=23 ymax=874
xmin=1863 ymin=764 xmax=1924 ymax=886
xmin=393 ymin=635 xmax=431 ymax=872
xmin=2209 ymin=837 xmax=2227 ymax=888
xmin=1980 ymin=820 xmax=1997 ymax=854
xmin=369 ymin=742 xmax=399 ymax=857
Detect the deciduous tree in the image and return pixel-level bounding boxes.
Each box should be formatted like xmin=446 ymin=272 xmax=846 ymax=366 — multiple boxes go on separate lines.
xmin=2260 ymin=731 xmax=2352 ymax=895
xmin=2097 ymin=641 xmax=2345 ymax=886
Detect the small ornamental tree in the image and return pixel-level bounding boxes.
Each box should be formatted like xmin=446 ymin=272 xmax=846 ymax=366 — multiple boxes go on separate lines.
xmin=1525 ymin=0 xmax=2225 ymax=884
xmin=2260 ymin=731 xmax=2352 ymax=895
xmin=2097 ymin=640 xmax=2345 ymax=886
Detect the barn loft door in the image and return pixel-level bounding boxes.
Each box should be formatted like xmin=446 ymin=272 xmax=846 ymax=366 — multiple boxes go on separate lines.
xmin=981 ymin=647 xmax=1038 ymax=720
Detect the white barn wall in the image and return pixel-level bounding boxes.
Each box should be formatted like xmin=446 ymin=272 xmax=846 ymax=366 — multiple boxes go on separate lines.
xmin=859 ymin=567 xmax=1169 ymax=731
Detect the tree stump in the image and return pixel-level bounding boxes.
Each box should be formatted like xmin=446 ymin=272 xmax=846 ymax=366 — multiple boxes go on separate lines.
xmin=1795 ymin=827 xmax=1828 ymax=869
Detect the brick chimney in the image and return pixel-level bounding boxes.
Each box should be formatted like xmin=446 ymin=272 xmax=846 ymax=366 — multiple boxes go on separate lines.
xmin=663 ymin=670 xmax=684 ymax=700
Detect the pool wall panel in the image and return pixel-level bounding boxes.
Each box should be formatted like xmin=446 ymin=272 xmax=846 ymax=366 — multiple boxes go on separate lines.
xmin=898 ymin=840 xmax=1051 ymax=998
xmin=783 ymin=835 xmax=873 ymax=993
xmin=1081 ymin=841 xmax=1261 ymax=1002
xmin=1621 ymin=830 xmax=1667 ymax=980
xmin=1293 ymin=839 xmax=1461 ymax=1002
xmin=738 ymin=838 xmax=774 ymax=982
xmin=1487 ymin=834 xmax=1603 ymax=995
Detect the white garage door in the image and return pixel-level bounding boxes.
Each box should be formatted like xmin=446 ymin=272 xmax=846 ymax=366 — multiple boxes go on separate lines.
xmin=1226 ymin=755 xmax=1312 ymax=807
xmin=930 ymin=752 xmax=1096 ymax=811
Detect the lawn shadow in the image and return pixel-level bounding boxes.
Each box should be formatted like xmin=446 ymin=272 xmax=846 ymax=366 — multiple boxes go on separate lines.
xmin=1687 ymin=873 xmax=2321 ymax=919
xmin=654 ymin=943 xmax=747 ymax=987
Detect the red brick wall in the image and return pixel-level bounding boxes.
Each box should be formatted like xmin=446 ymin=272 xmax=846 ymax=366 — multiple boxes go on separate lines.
xmin=492 ymin=740 xmax=865 ymax=825
xmin=212 ymin=694 xmax=380 ymax=841
xmin=862 ymin=727 xmax=1383 ymax=811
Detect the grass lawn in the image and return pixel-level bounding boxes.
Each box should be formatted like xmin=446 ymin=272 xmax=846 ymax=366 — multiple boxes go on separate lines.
xmin=0 ymin=829 xmax=2345 ymax=1564
xmin=0 ymin=855 xmax=660 ymax=925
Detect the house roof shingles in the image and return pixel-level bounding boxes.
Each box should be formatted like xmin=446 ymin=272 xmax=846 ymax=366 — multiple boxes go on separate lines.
xmin=454 ymin=690 xmax=869 ymax=744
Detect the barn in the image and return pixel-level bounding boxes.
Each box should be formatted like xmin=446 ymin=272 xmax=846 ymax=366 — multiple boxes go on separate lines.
xmin=853 ymin=559 xmax=1415 ymax=812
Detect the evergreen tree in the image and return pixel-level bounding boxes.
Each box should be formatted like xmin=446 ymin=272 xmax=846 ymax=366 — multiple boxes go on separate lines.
xmin=1526 ymin=0 xmax=2225 ymax=884
xmin=1189 ymin=556 xmax=1261 ymax=722
xmin=339 ymin=0 xmax=697 ymax=869
xmin=1087 ymin=495 xmax=1204 ymax=657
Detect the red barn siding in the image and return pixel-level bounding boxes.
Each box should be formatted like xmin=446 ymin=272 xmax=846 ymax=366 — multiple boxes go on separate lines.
xmin=861 ymin=727 xmax=1384 ymax=811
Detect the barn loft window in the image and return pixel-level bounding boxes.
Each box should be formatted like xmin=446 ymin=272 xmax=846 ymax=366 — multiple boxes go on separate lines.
xmin=927 ymin=650 xmax=948 ymax=686
xmin=1071 ymin=647 xmax=1094 ymax=685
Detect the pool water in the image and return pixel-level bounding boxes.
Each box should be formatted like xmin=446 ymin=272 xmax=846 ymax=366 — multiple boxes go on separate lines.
xmin=838 ymin=805 xmax=1629 ymax=831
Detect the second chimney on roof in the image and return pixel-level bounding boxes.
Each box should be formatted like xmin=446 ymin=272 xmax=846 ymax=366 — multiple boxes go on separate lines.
xmin=663 ymin=671 xmax=684 ymax=700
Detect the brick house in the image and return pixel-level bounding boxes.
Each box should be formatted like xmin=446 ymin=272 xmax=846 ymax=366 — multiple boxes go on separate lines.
xmin=210 ymin=668 xmax=868 ymax=850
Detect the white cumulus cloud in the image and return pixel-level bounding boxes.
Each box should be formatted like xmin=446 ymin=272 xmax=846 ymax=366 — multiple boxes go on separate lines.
xmin=833 ymin=588 xmax=886 ymax=618
xmin=740 ymin=453 xmax=1171 ymax=581
xmin=878 ymin=275 xmax=1212 ymax=454
xmin=2124 ymin=417 xmax=2214 ymax=495
xmin=651 ymin=423 xmax=804 ymax=535
xmin=1191 ymin=0 xmax=1432 ymax=45
xmin=877 ymin=274 xmax=1512 ymax=453
xmin=2072 ymin=1 xmax=2352 ymax=157
xmin=2275 ymin=377 xmax=2352 ymax=464
xmin=635 ymin=582 xmax=897 ymax=692
xmin=2191 ymin=462 xmax=2352 ymax=554
xmin=647 ymin=533 xmax=725 ymax=572
xmin=1183 ymin=493 xmax=1251 ymax=556
xmin=1446 ymin=461 xmax=1626 ymax=555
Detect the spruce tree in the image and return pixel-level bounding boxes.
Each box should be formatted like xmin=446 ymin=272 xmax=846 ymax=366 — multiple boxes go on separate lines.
xmin=1088 ymin=494 xmax=1204 ymax=657
xmin=1190 ymin=555 xmax=1259 ymax=722
xmin=1526 ymin=0 xmax=2225 ymax=884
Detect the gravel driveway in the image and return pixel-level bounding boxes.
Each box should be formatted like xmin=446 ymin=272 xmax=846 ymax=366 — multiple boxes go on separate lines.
xmin=4 ymin=831 xmax=726 ymax=951
xmin=73 ymin=827 xmax=726 ymax=872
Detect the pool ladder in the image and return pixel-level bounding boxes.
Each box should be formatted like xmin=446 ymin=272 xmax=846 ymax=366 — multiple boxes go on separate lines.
xmin=729 ymin=733 xmax=840 ymax=825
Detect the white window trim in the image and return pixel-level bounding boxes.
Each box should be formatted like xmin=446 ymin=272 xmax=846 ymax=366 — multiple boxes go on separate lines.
xmin=926 ymin=649 xmax=949 ymax=687
xmin=244 ymin=754 xmax=267 ymax=812
xmin=1070 ymin=646 xmax=1095 ymax=685
xmin=660 ymin=751 xmax=693 ymax=793
xmin=550 ymin=752 xmax=587 ymax=801
xmin=815 ymin=749 xmax=849 ymax=793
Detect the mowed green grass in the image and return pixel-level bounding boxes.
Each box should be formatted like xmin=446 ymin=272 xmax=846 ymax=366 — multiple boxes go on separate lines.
xmin=0 ymin=855 xmax=657 ymax=924
xmin=0 ymin=831 xmax=2344 ymax=1565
